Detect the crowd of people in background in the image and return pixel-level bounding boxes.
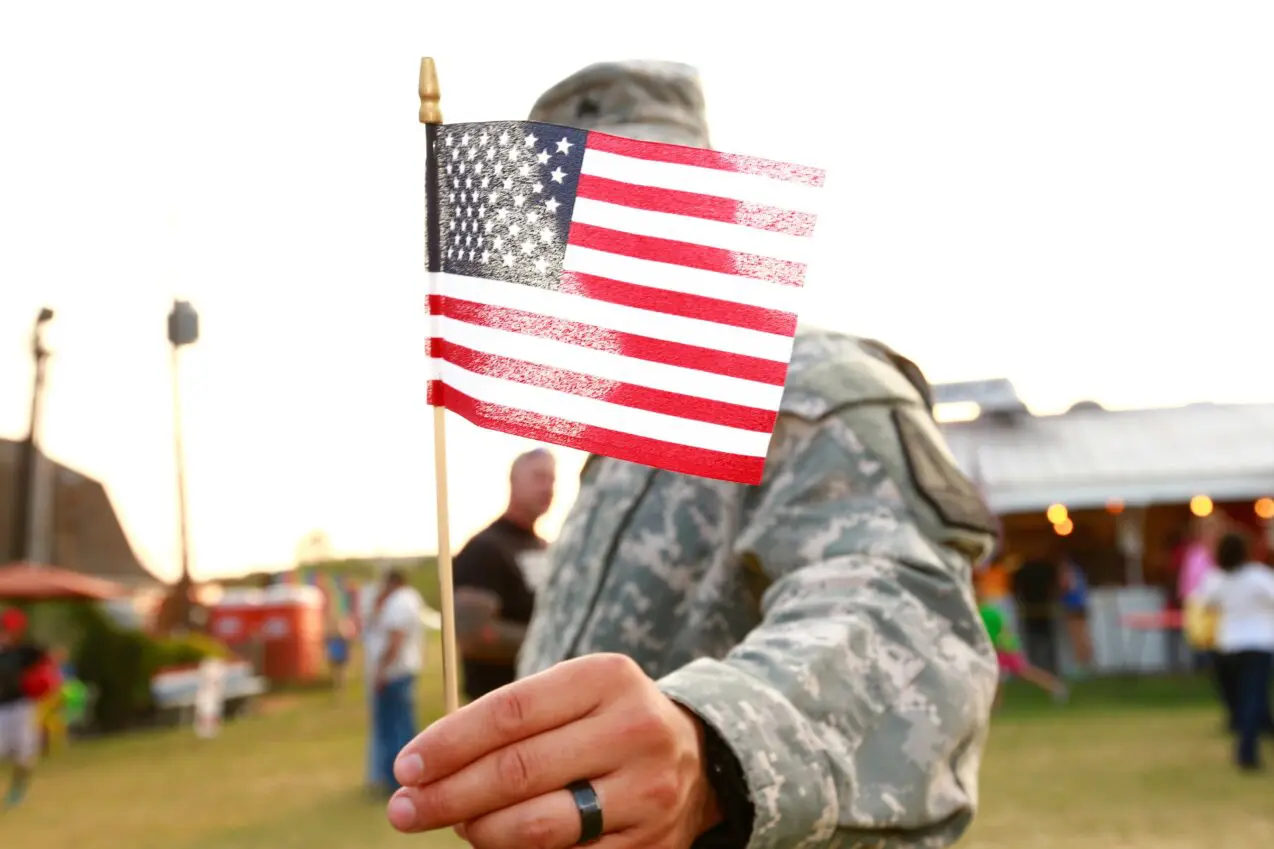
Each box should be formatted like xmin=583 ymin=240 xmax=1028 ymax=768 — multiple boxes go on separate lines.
xmin=4 ymin=454 xmax=1269 ymax=825
xmin=974 ymin=511 xmax=1274 ymax=772
xmin=333 ymin=448 xmax=556 ymax=798
xmin=974 ymin=543 xmax=1095 ymax=695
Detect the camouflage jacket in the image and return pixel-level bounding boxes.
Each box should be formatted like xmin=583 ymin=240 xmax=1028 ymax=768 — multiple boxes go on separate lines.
xmin=517 ymin=329 xmax=1000 ymax=849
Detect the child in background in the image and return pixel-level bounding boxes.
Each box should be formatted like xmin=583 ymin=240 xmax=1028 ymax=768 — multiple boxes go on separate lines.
xmin=1059 ymin=557 xmax=1095 ymax=675
xmin=0 ymin=608 xmax=57 ymax=809
xmin=35 ymin=647 xmax=72 ymax=755
xmin=980 ymin=600 xmax=1069 ymax=708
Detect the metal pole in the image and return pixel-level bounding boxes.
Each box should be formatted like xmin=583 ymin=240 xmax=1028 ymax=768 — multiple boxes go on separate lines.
xmin=1116 ymin=506 xmax=1146 ymax=585
xmin=8 ymin=309 xmax=52 ymax=564
xmin=166 ymin=298 xmax=198 ymax=631
xmin=171 ymin=341 xmax=193 ymax=625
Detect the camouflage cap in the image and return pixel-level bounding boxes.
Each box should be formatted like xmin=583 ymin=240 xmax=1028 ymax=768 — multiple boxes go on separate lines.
xmin=529 ymin=60 xmax=711 ymax=149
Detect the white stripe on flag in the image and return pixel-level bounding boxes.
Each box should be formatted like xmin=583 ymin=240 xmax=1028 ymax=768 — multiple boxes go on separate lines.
xmin=561 ymin=246 xmax=804 ymax=316
xmin=571 ymin=197 xmax=814 ymax=265
xmin=435 ymin=273 xmax=794 ymax=363
xmin=429 ymin=356 xmax=773 ymax=458
xmin=430 ymin=314 xmax=784 ymax=410
xmin=580 ymin=148 xmax=823 ymax=215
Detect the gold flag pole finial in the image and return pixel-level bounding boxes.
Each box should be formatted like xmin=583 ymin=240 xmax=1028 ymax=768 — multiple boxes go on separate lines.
xmin=419 ymin=57 xmax=442 ymax=125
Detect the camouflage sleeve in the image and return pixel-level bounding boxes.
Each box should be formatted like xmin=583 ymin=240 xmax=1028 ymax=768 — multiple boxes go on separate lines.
xmin=657 ymin=402 xmax=998 ymax=849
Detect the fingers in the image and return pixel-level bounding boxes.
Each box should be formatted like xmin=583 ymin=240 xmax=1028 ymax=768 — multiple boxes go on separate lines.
xmin=460 ymin=777 xmax=632 ymax=849
xmin=388 ymin=715 xmax=626 ymax=832
xmin=395 ymin=655 xmax=633 ymax=787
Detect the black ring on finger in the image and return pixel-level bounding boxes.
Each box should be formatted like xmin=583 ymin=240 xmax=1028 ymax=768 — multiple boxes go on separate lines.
xmin=567 ymin=779 xmax=604 ymax=845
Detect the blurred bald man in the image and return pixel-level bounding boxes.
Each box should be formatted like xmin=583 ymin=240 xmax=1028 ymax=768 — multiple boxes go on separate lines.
xmin=452 ymin=448 xmax=556 ymax=701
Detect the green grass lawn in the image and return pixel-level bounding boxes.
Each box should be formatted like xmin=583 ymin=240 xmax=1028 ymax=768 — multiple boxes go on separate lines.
xmin=4 ymin=645 xmax=1273 ymax=848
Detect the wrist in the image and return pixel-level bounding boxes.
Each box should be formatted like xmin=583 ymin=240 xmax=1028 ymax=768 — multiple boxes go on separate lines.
xmin=673 ymin=704 xmax=724 ymax=837
xmin=674 ymin=704 xmax=757 ymax=849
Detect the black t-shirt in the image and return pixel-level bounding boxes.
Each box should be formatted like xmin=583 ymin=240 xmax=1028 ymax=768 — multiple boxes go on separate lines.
xmin=453 ymin=517 xmax=544 ymax=699
xmin=0 ymin=642 xmax=46 ymax=705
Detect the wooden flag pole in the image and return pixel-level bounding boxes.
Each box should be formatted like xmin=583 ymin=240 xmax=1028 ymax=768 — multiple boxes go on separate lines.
xmin=419 ymin=56 xmax=460 ymax=716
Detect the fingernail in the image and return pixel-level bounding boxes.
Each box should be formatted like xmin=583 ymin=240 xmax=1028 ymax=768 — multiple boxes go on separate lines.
xmin=394 ymin=753 xmax=424 ymax=785
xmin=387 ymin=792 xmax=417 ymax=829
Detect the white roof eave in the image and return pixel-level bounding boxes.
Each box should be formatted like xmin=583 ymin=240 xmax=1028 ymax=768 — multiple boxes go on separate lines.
xmin=986 ymin=472 xmax=1274 ymax=515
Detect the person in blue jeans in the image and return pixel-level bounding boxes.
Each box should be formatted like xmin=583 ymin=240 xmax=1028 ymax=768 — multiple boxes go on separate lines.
xmin=1192 ymin=532 xmax=1274 ymax=772
xmin=374 ymin=676 xmax=418 ymax=788
xmin=364 ymin=569 xmax=425 ymax=795
xmin=1059 ymin=556 xmax=1094 ymax=676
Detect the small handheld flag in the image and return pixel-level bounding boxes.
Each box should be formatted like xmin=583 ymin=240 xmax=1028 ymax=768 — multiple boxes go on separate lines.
xmin=424 ymin=119 xmax=823 ymax=485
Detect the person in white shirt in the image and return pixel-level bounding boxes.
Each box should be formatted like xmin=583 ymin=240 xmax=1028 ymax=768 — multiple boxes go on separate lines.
xmin=1192 ymin=532 xmax=1274 ymax=771
xmin=362 ymin=569 xmax=425 ymax=794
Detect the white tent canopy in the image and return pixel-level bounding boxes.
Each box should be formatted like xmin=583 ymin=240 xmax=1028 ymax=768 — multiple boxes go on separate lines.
xmin=937 ymin=390 xmax=1274 ymax=515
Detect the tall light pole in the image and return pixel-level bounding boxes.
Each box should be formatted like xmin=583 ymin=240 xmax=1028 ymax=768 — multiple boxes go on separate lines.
xmin=168 ymin=299 xmax=198 ymax=627
xmin=8 ymin=307 xmax=55 ymax=564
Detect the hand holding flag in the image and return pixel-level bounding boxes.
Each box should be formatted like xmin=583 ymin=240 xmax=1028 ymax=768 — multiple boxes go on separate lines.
xmin=387 ymin=654 xmax=719 ymax=849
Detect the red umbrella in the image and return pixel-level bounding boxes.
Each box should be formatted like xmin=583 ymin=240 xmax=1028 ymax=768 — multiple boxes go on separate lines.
xmin=0 ymin=561 xmax=127 ymax=601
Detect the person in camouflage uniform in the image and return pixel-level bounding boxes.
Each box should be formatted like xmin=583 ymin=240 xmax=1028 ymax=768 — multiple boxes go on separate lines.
xmin=387 ymin=61 xmax=1000 ymax=849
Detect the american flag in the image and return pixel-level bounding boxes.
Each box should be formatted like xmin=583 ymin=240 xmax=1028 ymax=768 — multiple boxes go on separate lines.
xmin=425 ymin=120 xmax=824 ymax=485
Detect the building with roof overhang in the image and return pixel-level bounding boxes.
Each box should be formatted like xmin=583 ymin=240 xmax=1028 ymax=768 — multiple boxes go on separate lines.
xmin=1 ymin=438 xmax=160 ymax=587
xmin=934 ymin=380 xmax=1274 ymax=673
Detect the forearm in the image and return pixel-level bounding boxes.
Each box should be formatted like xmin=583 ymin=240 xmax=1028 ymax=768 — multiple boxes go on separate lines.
xmin=658 ymin=555 xmax=996 ymax=849
xmin=377 ymin=632 xmax=405 ymax=675
xmin=454 ymin=588 xmax=526 ymax=662
xmin=460 ymin=619 xmax=527 ymax=662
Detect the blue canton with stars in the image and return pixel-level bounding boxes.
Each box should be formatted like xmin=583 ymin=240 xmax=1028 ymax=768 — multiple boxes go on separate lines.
xmin=435 ymin=121 xmax=588 ymax=289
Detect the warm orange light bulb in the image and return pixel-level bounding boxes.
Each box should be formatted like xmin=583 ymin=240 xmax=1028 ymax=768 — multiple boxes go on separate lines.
xmin=1256 ymin=497 xmax=1274 ymax=521
xmin=1190 ymin=495 xmax=1213 ymax=518
xmin=1054 ymin=518 xmax=1074 ymax=536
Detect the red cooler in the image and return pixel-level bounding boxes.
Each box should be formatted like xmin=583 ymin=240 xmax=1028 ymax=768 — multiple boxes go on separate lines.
xmin=208 ymin=589 xmax=266 ymax=647
xmin=258 ymin=584 xmax=324 ymax=682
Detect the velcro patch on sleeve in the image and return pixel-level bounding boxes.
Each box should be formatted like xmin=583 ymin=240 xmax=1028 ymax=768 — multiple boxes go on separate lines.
xmin=892 ymin=407 xmax=998 ymax=536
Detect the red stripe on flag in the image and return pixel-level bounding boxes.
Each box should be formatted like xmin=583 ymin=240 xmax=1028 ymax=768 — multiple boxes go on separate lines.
xmin=427 ymin=380 xmax=767 ymax=485
xmin=576 ymin=174 xmax=817 ymax=238
xmin=585 ymin=131 xmax=826 ymax=188
xmin=428 ymin=295 xmax=788 ymax=386
xmin=567 ymin=223 xmax=806 ymax=288
xmin=427 ymin=338 xmax=777 ymax=433
xmin=557 ymin=271 xmax=797 ymax=337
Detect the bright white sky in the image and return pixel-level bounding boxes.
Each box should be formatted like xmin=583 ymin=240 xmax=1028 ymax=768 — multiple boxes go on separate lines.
xmin=1 ymin=2 xmax=1270 ymax=582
